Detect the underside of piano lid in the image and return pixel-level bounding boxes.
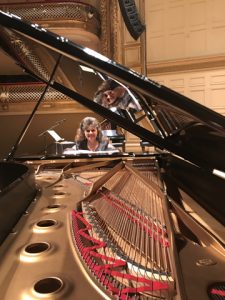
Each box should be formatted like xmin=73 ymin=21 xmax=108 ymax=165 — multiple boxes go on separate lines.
xmin=0 ymin=11 xmax=225 ymax=300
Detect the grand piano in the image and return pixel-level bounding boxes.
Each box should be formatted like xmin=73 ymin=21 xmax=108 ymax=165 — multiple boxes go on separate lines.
xmin=0 ymin=11 xmax=225 ymax=300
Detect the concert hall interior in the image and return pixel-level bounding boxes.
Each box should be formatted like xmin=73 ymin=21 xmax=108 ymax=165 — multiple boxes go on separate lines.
xmin=0 ymin=1 xmax=225 ymax=300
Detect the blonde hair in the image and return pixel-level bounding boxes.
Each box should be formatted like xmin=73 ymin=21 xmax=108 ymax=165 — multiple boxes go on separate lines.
xmin=75 ymin=117 xmax=107 ymax=142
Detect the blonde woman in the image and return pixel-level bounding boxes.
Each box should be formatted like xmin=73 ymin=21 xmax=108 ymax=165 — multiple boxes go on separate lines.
xmin=75 ymin=117 xmax=114 ymax=151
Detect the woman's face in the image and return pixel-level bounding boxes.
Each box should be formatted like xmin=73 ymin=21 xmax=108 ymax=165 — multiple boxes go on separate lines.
xmin=84 ymin=125 xmax=98 ymax=143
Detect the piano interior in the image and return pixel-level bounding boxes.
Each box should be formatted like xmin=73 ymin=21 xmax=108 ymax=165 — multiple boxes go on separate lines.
xmin=0 ymin=11 xmax=225 ymax=300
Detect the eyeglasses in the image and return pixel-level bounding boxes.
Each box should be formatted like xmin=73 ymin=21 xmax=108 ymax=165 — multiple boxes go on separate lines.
xmin=103 ymin=90 xmax=114 ymax=98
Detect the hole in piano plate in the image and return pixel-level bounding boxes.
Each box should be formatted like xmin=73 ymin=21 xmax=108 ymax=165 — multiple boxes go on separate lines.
xmin=33 ymin=219 xmax=60 ymax=233
xmin=36 ymin=219 xmax=57 ymax=227
xmin=51 ymin=191 xmax=69 ymax=199
xmin=47 ymin=204 xmax=61 ymax=209
xmin=53 ymin=184 xmax=64 ymax=188
xmin=54 ymin=191 xmax=66 ymax=196
xmin=25 ymin=242 xmax=50 ymax=254
xmin=33 ymin=277 xmax=63 ymax=295
xmin=42 ymin=204 xmax=65 ymax=214
xmin=20 ymin=242 xmax=54 ymax=262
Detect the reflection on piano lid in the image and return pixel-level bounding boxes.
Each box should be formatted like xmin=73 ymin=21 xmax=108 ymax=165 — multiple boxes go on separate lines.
xmin=47 ymin=130 xmax=64 ymax=142
xmin=0 ymin=11 xmax=225 ymax=300
xmin=45 ymin=141 xmax=76 ymax=156
xmin=102 ymin=129 xmax=118 ymax=137
xmin=62 ymin=148 xmax=120 ymax=156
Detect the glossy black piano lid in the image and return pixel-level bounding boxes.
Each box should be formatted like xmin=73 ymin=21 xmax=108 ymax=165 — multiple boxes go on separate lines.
xmin=1 ymin=11 xmax=225 ymax=174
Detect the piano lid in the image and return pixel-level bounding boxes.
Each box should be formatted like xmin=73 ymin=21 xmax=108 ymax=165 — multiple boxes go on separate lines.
xmin=1 ymin=11 xmax=225 ymax=174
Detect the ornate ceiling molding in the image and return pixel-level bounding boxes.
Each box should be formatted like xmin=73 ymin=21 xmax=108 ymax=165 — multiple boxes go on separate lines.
xmin=0 ymin=2 xmax=101 ymax=37
xmin=99 ymin=0 xmax=109 ymax=56
xmin=110 ymin=0 xmax=120 ymax=62
xmin=99 ymin=0 xmax=120 ymax=61
xmin=0 ymin=1 xmax=121 ymax=115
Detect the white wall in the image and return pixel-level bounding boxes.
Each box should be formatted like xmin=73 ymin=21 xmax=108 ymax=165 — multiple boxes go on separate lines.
xmin=119 ymin=0 xmax=225 ymax=116
xmin=151 ymin=68 xmax=225 ymax=116
xmin=146 ymin=0 xmax=225 ymax=61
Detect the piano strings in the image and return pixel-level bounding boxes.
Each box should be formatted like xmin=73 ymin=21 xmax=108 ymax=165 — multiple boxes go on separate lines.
xmin=71 ymin=162 xmax=175 ymax=299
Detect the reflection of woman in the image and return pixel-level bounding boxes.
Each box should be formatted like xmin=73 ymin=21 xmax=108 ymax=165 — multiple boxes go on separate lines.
xmin=75 ymin=117 xmax=114 ymax=151
xmin=94 ymin=79 xmax=141 ymax=111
